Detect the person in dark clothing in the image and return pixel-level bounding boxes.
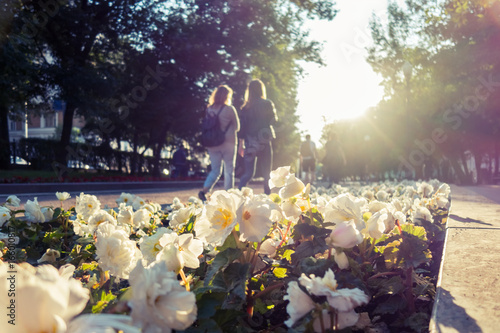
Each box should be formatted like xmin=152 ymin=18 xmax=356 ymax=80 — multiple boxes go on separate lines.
xmin=300 ymin=134 xmax=317 ymax=184
xmin=172 ymin=145 xmax=188 ymax=178
xmin=238 ymin=79 xmax=278 ymax=194
xmin=322 ymin=132 xmax=346 ymax=185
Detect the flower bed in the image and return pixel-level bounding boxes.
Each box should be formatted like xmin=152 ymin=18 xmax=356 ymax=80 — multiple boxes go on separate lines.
xmin=0 ymin=166 xmax=449 ymax=332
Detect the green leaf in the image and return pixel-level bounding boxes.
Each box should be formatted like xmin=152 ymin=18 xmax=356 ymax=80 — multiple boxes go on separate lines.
xmin=204 ymin=247 xmax=243 ymax=287
xmin=197 ymin=292 xmax=225 ymax=319
xmin=401 ymin=224 xmax=428 ymax=241
xmin=180 ymin=318 xmax=222 ymax=333
xmin=368 ymin=275 xmax=405 ymax=298
xmin=373 ymin=295 xmax=407 ymax=315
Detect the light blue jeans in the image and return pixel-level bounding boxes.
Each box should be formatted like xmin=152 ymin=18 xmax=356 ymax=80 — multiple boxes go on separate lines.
xmin=204 ymin=142 xmax=237 ymax=192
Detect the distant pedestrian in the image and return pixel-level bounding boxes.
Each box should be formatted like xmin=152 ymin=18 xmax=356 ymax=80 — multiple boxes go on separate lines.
xmin=238 ymin=79 xmax=278 ymax=195
xmin=300 ymin=134 xmax=317 ymax=184
xmin=323 ymin=132 xmax=346 ymax=185
xmin=172 ymin=145 xmax=188 ymax=179
xmin=198 ymin=85 xmax=240 ymax=202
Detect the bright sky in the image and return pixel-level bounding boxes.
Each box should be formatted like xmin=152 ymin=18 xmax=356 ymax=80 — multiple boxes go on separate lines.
xmin=296 ymin=0 xmax=394 ymax=146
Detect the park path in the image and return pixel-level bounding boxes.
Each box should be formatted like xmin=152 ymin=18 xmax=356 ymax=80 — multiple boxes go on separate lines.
xmin=430 ymin=184 xmax=500 ymax=333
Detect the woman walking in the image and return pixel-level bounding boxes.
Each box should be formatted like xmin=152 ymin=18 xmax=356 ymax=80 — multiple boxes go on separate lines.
xmin=198 ymin=85 xmax=240 ymax=201
xmin=238 ymin=79 xmax=278 ymax=194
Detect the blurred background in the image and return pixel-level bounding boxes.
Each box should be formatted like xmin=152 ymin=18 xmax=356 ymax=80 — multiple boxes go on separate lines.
xmin=1 ymin=0 xmax=499 ymax=185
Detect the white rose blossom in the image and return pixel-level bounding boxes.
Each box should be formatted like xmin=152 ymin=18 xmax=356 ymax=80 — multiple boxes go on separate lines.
xmin=0 ymin=262 xmax=89 ymax=333
xmin=237 ymin=196 xmax=276 ymax=243
xmin=132 ymin=195 xmax=146 ymax=210
xmin=326 ymin=220 xmax=364 ymax=249
xmin=128 ymin=260 xmax=197 ymax=332
xmin=75 ymin=193 xmax=101 ymax=220
xmin=117 ymin=203 xmax=135 ymax=226
xmin=168 ymin=205 xmax=196 ymax=231
xmin=6 ymin=195 xmax=21 ymax=207
xmin=324 ymin=193 xmax=368 ymax=231
xmin=67 ymin=314 xmax=141 ymax=333
xmin=194 ymin=191 xmax=243 ymax=247
xmin=95 ymin=223 xmax=142 ymax=279
xmin=0 ymin=206 xmax=11 ymax=226
xmin=156 ymin=233 xmax=204 ymax=272
xmin=269 ymin=166 xmax=292 ymax=189
xmin=56 ymin=191 xmax=71 ymax=201
xmin=116 ymin=192 xmax=135 ymax=206
xmin=299 ymin=269 xmax=369 ymax=312
xmin=138 ymin=227 xmax=174 ymax=264
xmin=284 ymin=281 xmax=316 ymax=327
xmin=24 ymin=197 xmax=46 ymax=222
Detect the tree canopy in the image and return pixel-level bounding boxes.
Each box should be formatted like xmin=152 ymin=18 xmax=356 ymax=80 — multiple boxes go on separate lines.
xmin=1 ymin=0 xmax=338 ymax=174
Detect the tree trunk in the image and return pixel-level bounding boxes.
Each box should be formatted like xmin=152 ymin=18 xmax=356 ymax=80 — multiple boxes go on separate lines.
xmin=56 ymin=101 xmax=76 ymax=166
xmin=0 ymin=104 xmax=11 ymax=170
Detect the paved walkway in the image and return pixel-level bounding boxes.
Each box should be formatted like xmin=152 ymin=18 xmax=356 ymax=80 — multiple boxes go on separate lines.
xmin=430 ymin=185 xmax=500 ymax=333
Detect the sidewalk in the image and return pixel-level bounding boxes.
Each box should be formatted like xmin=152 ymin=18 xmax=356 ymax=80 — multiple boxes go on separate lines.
xmin=0 ymin=180 xmax=204 ymax=195
xmin=430 ymin=185 xmax=500 ymax=333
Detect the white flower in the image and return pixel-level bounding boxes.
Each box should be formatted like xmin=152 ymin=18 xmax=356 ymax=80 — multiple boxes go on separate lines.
xmin=194 ymin=191 xmax=243 ymax=246
xmin=88 ymin=209 xmax=117 ymax=233
xmin=269 ymin=166 xmax=292 ymax=189
xmin=299 ymin=269 xmax=369 ymax=312
xmin=0 ymin=207 xmax=11 ymax=226
xmin=326 ymin=220 xmax=364 ymax=249
xmin=138 ymin=227 xmax=174 ymax=264
xmin=67 ymin=314 xmax=141 ymax=333
xmin=37 ymin=248 xmax=61 ymax=263
xmin=56 ymin=192 xmax=71 ymax=201
xmin=324 ymin=193 xmax=367 ymax=231
xmin=284 ymin=281 xmax=315 ymax=327
xmin=333 ymin=250 xmax=350 ymax=269
xmin=279 ymin=175 xmax=306 ymax=200
xmin=237 ymin=196 xmax=275 ymax=242
xmin=313 ymin=309 xmax=360 ymax=331
xmin=132 ymin=195 xmax=146 ymax=210
xmin=417 ymin=182 xmax=434 ymax=198
xmin=0 ymin=261 xmax=89 ymax=333
xmin=117 ymin=203 xmax=134 ymax=226
xmin=375 ymin=190 xmax=389 ymax=202
xmin=187 ymin=196 xmax=204 ymax=208
xmin=75 ymin=193 xmax=101 ymax=220
xmin=133 ymin=208 xmax=152 ymax=229
xmin=260 ymin=238 xmax=278 ymax=258
xmin=116 ymin=192 xmax=135 ymax=206
xmin=24 ymin=197 xmax=46 ymax=222
xmin=156 ymin=233 xmax=204 ymax=272
xmin=171 ymin=197 xmax=185 ymax=210
xmin=6 ymin=195 xmax=20 ymax=207
xmin=412 ymin=205 xmax=433 ymax=223
xmin=128 ymin=261 xmax=197 ymax=332
xmin=95 ymin=224 xmax=142 ymax=279
xmin=281 ymin=198 xmax=302 ymax=220
xmin=365 ymin=210 xmax=388 ymax=239
xmin=157 ymin=243 xmax=184 ymax=273
xmin=169 ymin=205 xmax=195 ymax=230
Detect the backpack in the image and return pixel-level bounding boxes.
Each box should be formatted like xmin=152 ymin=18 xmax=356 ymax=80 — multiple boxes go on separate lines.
xmin=200 ymin=106 xmax=230 ymax=147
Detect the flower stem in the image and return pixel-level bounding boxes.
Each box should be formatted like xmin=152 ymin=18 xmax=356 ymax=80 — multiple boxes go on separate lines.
xmin=179 ymin=269 xmax=190 ymax=291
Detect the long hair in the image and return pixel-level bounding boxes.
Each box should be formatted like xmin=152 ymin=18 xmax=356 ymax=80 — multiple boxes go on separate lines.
xmin=208 ymin=85 xmax=233 ymax=107
xmin=242 ymin=79 xmax=266 ymax=109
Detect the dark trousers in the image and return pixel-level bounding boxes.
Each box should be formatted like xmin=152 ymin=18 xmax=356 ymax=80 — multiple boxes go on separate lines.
xmin=239 ymin=140 xmax=272 ymax=194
